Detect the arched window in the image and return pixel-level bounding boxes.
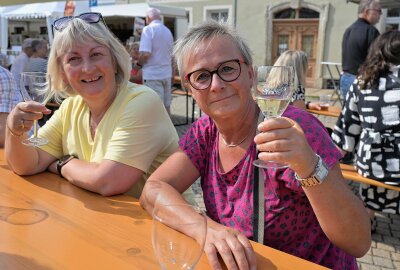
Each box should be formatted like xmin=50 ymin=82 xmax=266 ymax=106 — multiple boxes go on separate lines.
xmin=274 ymin=8 xmax=319 ymax=19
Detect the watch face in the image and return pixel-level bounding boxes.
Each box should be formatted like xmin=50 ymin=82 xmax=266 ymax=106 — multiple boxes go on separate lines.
xmin=315 ymin=159 xmax=329 ymax=181
xmin=60 ymin=155 xmax=72 ymax=162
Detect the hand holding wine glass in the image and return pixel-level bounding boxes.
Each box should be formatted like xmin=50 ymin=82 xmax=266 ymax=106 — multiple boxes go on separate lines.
xmin=252 ymin=66 xmax=295 ymax=169
xmin=19 ymin=72 xmax=52 ymax=147
xmin=152 ymin=203 xmax=207 ymax=270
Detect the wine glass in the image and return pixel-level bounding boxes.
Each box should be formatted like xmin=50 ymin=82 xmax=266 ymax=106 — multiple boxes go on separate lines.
xmin=152 ymin=203 xmax=207 ymax=270
xmin=20 ymin=72 xmax=51 ymax=147
xmin=252 ymin=65 xmax=295 ymax=169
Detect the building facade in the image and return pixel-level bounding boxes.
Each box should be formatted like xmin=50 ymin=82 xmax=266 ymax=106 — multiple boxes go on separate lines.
xmin=134 ymin=0 xmax=398 ymax=88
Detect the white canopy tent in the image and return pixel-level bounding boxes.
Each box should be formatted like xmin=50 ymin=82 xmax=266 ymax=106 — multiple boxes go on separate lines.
xmin=91 ymin=3 xmax=188 ymax=39
xmin=0 ymin=1 xmax=90 ymax=49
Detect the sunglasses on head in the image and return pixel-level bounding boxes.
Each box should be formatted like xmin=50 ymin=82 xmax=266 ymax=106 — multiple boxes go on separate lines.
xmin=52 ymin=12 xmax=105 ymax=32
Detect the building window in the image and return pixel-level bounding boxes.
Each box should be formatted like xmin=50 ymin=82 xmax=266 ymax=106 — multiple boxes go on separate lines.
xmin=274 ymin=8 xmax=319 ymax=19
xmin=385 ymin=8 xmax=400 ymax=31
xmin=209 ymin=10 xmax=229 ymax=22
xmin=203 ymin=5 xmax=233 ymax=24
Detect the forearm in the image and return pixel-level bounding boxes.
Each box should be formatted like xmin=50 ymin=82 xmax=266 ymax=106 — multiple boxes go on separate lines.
xmin=140 ymin=180 xmax=190 ymax=216
xmin=57 ymin=159 xmax=143 ymax=196
xmin=5 ymin=129 xmax=44 ymax=175
xmin=138 ymin=52 xmax=150 ymax=66
xmin=303 ymin=164 xmax=371 ymax=257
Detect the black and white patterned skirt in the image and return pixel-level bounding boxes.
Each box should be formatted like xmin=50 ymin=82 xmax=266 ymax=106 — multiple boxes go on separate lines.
xmin=360 ymin=184 xmax=400 ymax=214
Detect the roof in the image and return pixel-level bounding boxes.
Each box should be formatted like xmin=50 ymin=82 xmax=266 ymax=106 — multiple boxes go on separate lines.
xmin=0 ymin=1 xmax=90 ymax=20
xmin=346 ymin=0 xmax=400 ymax=9
xmin=91 ymin=3 xmax=187 ymax=18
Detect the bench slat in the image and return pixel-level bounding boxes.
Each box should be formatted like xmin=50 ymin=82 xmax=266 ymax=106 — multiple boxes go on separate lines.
xmin=340 ymin=163 xmax=400 ymax=192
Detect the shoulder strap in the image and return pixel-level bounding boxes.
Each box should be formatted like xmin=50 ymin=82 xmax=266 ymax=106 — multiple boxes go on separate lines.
xmin=389 ymin=74 xmax=400 ymax=85
xmin=253 ymin=112 xmax=265 ymax=244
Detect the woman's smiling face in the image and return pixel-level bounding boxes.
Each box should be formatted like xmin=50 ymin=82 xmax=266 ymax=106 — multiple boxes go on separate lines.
xmin=183 ymin=36 xmax=254 ymax=119
xmin=60 ymin=39 xmax=117 ymax=101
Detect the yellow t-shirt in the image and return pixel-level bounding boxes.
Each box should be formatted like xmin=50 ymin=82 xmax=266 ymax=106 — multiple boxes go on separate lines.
xmin=38 ymin=82 xmax=179 ymax=198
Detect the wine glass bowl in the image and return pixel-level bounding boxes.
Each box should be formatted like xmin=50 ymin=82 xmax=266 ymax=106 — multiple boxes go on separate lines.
xmin=252 ymin=66 xmax=295 ymax=168
xmin=20 ymin=72 xmax=51 ymax=147
xmin=152 ymin=204 xmax=207 ymax=270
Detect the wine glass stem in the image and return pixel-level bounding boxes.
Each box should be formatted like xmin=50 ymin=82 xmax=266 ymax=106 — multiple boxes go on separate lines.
xmin=33 ymin=120 xmax=38 ymax=138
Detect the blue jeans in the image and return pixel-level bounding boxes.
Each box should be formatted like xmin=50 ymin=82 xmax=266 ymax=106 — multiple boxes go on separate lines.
xmin=340 ymin=72 xmax=356 ymax=99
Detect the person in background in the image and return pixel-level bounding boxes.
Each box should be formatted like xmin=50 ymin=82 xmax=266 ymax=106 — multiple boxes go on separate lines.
xmin=129 ymin=42 xmax=143 ymax=84
xmin=332 ymin=30 xmax=400 ymax=232
xmin=0 ymin=49 xmax=9 ymax=69
xmin=273 ymin=50 xmax=322 ymax=111
xmin=23 ymin=39 xmax=49 ymax=73
xmin=5 ymin=12 xmax=195 ymax=202
xmin=140 ymin=21 xmax=370 ymax=270
xmin=0 ymin=66 xmax=21 ymax=147
xmin=340 ymin=0 xmax=381 ymax=98
xmin=138 ymin=8 xmax=174 ymax=115
xmin=11 ymin=38 xmax=34 ymax=87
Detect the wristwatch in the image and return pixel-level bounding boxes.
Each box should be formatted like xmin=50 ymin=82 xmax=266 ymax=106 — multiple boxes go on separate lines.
xmin=57 ymin=155 xmax=77 ymax=178
xmin=295 ymin=154 xmax=329 ymax=187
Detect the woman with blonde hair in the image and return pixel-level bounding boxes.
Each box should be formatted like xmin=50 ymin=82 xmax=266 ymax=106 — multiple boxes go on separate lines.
xmin=5 ymin=12 xmax=182 ymax=199
xmin=274 ymin=50 xmax=322 ymax=110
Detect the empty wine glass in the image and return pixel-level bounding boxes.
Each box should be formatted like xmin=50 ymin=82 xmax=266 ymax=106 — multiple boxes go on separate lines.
xmin=152 ymin=203 xmax=207 ymax=270
xmin=20 ymin=72 xmax=51 ymax=147
xmin=252 ymin=65 xmax=295 ymax=169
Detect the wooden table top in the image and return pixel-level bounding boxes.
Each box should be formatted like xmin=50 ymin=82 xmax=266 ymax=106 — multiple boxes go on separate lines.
xmin=0 ymin=149 xmax=328 ymax=270
xmin=307 ymin=106 xmax=341 ymax=117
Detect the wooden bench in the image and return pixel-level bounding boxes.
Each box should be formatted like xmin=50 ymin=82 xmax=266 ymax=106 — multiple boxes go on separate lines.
xmin=340 ymin=163 xmax=400 ymax=192
xmin=307 ymin=106 xmax=341 ymax=118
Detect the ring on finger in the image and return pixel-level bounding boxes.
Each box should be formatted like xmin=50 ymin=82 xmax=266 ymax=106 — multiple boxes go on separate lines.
xmin=20 ymin=119 xmax=25 ymax=129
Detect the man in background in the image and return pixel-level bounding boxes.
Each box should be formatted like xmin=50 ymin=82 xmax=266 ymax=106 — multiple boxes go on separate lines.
xmin=23 ymin=39 xmax=49 ymax=73
xmin=11 ymin=38 xmax=34 ymax=88
xmin=0 ymin=66 xmax=21 ymax=147
xmin=341 ymin=0 xmax=381 ymax=98
xmin=138 ymin=8 xmax=174 ymax=115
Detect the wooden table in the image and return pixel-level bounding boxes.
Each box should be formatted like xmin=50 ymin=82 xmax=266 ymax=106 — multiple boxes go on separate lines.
xmin=307 ymin=106 xmax=341 ymax=118
xmin=0 ymin=149 xmax=328 ymax=270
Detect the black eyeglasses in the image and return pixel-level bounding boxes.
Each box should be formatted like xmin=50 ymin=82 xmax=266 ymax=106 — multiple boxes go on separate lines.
xmin=185 ymin=59 xmax=246 ymax=90
xmin=52 ymin=12 xmax=106 ymax=32
xmin=368 ymin=8 xmax=382 ymax=15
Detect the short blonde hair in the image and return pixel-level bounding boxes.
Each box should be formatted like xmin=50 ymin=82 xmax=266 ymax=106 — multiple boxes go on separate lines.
xmin=274 ymin=50 xmax=308 ymax=87
xmin=47 ymin=17 xmax=131 ymax=102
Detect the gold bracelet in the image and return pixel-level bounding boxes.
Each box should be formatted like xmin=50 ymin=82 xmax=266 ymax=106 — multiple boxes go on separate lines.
xmin=6 ymin=122 xmax=23 ymax=138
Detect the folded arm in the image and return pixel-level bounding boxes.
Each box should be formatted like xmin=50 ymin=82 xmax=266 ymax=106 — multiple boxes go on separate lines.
xmin=48 ymin=158 xmax=144 ymax=196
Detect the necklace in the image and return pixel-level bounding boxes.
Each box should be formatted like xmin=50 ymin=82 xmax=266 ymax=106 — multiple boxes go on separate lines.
xmin=220 ymin=125 xmax=255 ymax=147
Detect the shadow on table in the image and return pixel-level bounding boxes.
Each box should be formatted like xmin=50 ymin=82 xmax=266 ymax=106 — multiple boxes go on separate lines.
xmin=0 ymin=163 xmax=151 ymax=221
xmin=0 ymin=253 xmax=53 ymax=270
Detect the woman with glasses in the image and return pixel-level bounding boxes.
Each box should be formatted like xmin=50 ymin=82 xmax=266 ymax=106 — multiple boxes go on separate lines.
xmin=4 ymin=12 xmax=190 ymax=200
xmin=140 ymin=21 xmax=371 ymax=270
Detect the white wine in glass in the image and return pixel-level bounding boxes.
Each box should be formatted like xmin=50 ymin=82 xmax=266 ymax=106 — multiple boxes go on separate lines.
xmin=252 ymin=65 xmax=295 ymax=169
xmin=20 ymin=72 xmax=51 ymax=147
xmin=152 ymin=204 xmax=207 ymax=270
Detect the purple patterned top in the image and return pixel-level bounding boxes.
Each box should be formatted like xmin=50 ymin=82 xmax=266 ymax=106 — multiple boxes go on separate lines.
xmin=179 ymin=105 xmax=357 ymax=270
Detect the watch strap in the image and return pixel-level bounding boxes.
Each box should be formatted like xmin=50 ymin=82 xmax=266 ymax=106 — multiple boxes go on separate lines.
xmin=295 ymin=154 xmax=328 ymax=187
xmin=57 ymin=155 xmax=76 ymax=178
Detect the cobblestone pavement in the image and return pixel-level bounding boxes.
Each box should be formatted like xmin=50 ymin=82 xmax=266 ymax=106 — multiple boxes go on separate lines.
xmin=170 ymin=91 xmax=400 ymax=270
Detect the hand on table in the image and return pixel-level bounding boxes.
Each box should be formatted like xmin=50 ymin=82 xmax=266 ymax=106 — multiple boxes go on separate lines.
xmin=204 ymin=219 xmax=256 ymax=270
xmin=307 ymin=102 xmax=322 ymax=110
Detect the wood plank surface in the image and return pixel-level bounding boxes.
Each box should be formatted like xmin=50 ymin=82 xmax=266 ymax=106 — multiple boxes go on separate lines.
xmin=0 ymin=149 xmax=328 ymax=270
xmin=340 ymin=163 xmax=400 ymax=192
xmin=307 ymin=106 xmax=341 ymax=117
